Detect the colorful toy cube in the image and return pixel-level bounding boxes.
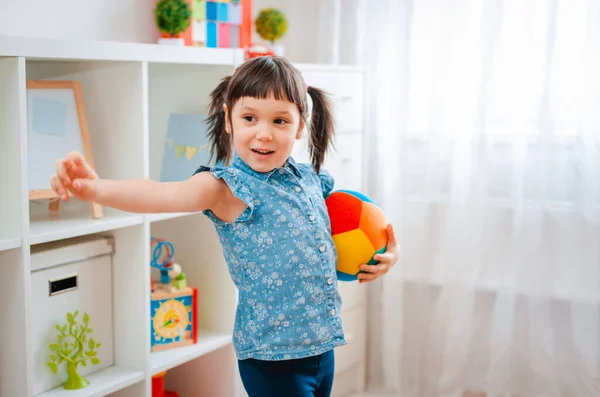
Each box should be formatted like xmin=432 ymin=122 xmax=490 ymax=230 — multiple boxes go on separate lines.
xmin=150 ymin=286 xmax=198 ymax=352
xmin=183 ymin=0 xmax=250 ymax=48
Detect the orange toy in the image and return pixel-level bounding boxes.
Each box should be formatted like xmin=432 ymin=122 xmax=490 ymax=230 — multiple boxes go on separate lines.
xmin=152 ymin=371 xmax=180 ymax=397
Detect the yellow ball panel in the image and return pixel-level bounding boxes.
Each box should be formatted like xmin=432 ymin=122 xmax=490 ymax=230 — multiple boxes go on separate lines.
xmin=333 ymin=229 xmax=375 ymax=276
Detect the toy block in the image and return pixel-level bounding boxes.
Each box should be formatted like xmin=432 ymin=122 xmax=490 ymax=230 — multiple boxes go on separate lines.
xmin=206 ymin=1 xmax=218 ymax=20
xmin=217 ymin=2 xmax=228 ymax=22
xmin=228 ymin=2 xmax=241 ymax=24
xmin=192 ymin=20 xmax=207 ymax=45
xmin=218 ymin=23 xmax=231 ymax=48
xmin=239 ymin=0 xmax=252 ymax=48
xmin=230 ymin=25 xmax=239 ymax=48
xmin=193 ymin=0 xmax=206 ymax=19
xmin=207 ymin=22 xmax=218 ymax=47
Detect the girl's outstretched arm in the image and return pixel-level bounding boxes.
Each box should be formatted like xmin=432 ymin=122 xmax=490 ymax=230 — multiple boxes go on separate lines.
xmin=50 ymin=151 xmax=223 ymax=214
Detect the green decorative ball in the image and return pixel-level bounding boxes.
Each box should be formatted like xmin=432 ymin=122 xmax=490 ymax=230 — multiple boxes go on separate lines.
xmin=154 ymin=0 xmax=192 ymax=37
xmin=255 ymin=8 xmax=288 ymax=43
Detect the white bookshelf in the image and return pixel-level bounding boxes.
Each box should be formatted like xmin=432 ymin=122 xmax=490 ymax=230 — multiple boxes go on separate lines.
xmin=0 ymin=36 xmax=241 ymax=397
xmin=0 ymin=35 xmax=367 ymax=397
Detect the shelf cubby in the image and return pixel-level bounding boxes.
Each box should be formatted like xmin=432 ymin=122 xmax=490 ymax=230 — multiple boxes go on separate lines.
xmin=148 ymin=62 xmax=232 ymax=183
xmin=25 ymin=59 xmax=147 ymax=244
xmin=28 ymin=225 xmax=149 ymax=397
xmin=148 ymin=214 xmax=237 ymax=375
xmin=161 ymin=344 xmax=241 ymax=396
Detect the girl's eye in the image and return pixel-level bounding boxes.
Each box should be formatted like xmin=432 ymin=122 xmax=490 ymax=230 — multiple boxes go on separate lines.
xmin=274 ymin=118 xmax=288 ymax=125
xmin=243 ymin=115 xmax=256 ymax=122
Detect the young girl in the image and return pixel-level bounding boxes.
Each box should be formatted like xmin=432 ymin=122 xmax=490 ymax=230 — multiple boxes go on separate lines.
xmin=50 ymin=56 xmax=399 ymax=397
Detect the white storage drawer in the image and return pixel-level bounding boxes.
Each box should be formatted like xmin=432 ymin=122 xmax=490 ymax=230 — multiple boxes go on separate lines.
xmin=30 ymin=236 xmax=114 ymax=395
xmin=335 ymin=304 xmax=367 ymax=374
xmin=301 ymin=70 xmax=365 ymax=133
xmin=291 ymin=131 xmax=364 ymax=193
xmin=326 ymin=131 xmax=364 ymax=192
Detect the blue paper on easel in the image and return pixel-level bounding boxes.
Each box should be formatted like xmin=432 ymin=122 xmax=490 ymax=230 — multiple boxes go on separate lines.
xmin=32 ymin=96 xmax=67 ymax=137
xmin=159 ymin=113 xmax=212 ymax=182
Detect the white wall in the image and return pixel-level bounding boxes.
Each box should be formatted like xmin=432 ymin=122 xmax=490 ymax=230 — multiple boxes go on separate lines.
xmin=0 ymin=0 xmax=358 ymax=64
xmin=252 ymin=0 xmax=322 ymax=63
xmin=0 ymin=0 xmax=159 ymax=43
xmin=252 ymin=0 xmax=361 ymax=65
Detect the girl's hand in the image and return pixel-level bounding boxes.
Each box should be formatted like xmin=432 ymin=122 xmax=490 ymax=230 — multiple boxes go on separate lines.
xmin=357 ymin=224 xmax=400 ymax=284
xmin=50 ymin=151 xmax=99 ymax=202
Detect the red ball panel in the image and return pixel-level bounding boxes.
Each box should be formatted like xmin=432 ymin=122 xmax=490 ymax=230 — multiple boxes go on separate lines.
xmin=325 ymin=192 xmax=363 ymax=235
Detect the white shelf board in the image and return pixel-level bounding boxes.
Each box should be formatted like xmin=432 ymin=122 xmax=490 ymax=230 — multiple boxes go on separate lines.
xmin=0 ymin=237 xmax=21 ymax=251
xmin=146 ymin=211 xmax=202 ymax=223
xmin=0 ymin=36 xmax=242 ymax=66
xmin=150 ymin=331 xmax=232 ymax=375
xmin=36 ymin=366 xmax=144 ymax=397
xmin=30 ymin=210 xmax=144 ymax=245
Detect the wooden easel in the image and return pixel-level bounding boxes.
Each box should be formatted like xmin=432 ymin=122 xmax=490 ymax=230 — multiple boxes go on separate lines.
xmin=27 ymin=80 xmax=103 ymax=220
xmin=30 ymin=190 xmax=103 ymax=219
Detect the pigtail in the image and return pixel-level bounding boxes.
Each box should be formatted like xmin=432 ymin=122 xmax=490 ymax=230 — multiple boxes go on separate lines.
xmin=306 ymin=86 xmax=335 ymax=174
xmin=207 ymin=75 xmax=233 ymax=165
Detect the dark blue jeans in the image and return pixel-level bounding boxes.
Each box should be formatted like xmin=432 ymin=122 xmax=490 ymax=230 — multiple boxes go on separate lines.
xmin=238 ymin=350 xmax=335 ymax=397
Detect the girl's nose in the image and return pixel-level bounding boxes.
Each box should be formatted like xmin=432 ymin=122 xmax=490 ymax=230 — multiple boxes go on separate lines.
xmin=256 ymin=126 xmax=273 ymax=141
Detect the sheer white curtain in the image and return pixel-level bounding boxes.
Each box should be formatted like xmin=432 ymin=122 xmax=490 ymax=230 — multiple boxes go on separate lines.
xmin=352 ymin=0 xmax=600 ymax=395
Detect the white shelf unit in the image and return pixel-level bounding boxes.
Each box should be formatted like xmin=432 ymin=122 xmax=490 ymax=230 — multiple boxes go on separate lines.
xmin=0 ymin=35 xmax=367 ymax=397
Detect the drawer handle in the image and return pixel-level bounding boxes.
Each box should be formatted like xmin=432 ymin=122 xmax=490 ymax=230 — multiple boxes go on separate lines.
xmin=49 ymin=273 xmax=79 ymax=296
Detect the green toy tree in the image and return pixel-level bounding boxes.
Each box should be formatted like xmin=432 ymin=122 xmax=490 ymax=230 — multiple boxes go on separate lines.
xmin=255 ymin=8 xmax=288 ymax=44
xmin=46 ymin=311 xmax=102 ymax=390
xmin=154 ymin=0 xmax=192 ymax=38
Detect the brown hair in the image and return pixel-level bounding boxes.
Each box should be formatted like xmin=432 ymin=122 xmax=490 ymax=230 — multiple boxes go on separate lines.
xmin=206 ymin=56 xmax=335 ymax=173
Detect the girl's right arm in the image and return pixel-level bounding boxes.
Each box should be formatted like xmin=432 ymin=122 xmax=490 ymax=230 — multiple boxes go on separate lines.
xmin=50 ymin=151 xmax=225 ymax=214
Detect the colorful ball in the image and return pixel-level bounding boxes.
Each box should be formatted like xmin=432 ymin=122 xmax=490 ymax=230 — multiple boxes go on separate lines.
xmin=325 ymin=190 xmax=388 ymax=281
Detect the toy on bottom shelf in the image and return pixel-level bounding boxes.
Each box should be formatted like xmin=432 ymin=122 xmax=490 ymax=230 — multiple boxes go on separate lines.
xmin=325 ymin=190 xmax=389 ymax=281
xmin=46 ymin=311 xmax=102 ymax=390
xmin=150 ymin=237 xmax=198 ymax=352
xmin=152 ymin=371 xmax=180 ymax=397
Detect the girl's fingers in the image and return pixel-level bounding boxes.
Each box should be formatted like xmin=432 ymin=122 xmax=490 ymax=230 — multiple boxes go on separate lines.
xmin=65 ymin=152 xmax=96 ymax=179
xmin=386 ymin=224 xmax=398 ymax=247
xmin=373 ymin=253 xmax=395 ymax=263
xmin=65 ymin=151 xmax=84 ymax=166
xmin=357 ymin=272 xmax=378 ymax=283
xmin=56 ymin=159 xmax=72 ymax=188
xmin=50 ymin=174 xmax=68 ymax=200
xmin=359 ymin=263 xmax=389 ymax=274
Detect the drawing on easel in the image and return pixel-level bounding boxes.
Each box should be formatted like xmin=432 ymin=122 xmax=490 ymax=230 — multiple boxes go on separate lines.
xmin=27 ymin=80 xmax=103 ymax=219
xmin=159 ymin=113 xmax=213 ymax=182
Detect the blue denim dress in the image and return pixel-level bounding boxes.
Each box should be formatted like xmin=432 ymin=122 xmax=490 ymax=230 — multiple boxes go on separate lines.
xmin=194 ymin=154 xmax=347 ymax=361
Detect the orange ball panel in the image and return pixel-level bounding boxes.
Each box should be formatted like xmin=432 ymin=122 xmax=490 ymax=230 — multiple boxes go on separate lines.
xmin=333 ymin=229 xmax=375 ymax=276
xmin=359 ymin=202 xmax=388 ymax=250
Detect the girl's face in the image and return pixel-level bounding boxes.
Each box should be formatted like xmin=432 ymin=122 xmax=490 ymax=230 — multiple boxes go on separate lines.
xmin=225 ymin=93 xmax=304 ymax=173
